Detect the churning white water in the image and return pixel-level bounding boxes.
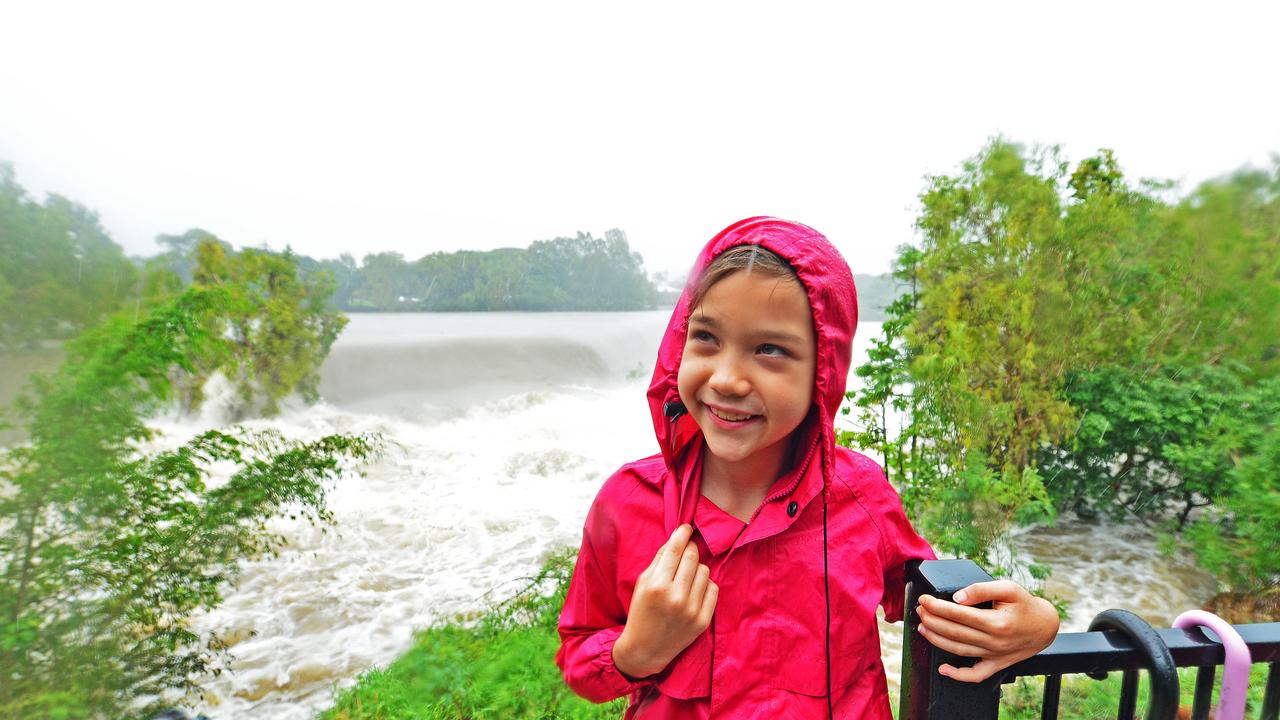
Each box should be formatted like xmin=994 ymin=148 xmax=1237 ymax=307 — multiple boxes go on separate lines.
xmin=150 ymin=313 xmax=1215 ymax=719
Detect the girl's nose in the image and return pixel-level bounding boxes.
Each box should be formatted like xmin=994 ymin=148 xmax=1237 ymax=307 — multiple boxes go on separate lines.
xmin=708 ymin=356 xmax=750 ymax=397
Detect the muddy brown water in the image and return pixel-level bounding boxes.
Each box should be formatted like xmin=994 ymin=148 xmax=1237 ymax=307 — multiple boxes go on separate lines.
xmin=0 ymin=344 xmax=64 ymax=446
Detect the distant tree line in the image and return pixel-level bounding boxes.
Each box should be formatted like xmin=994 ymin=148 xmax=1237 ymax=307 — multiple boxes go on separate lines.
xmin=154 ymin=228 xmax=659 ymax=313
xmin=295 ymin=229 xmax=655 ymax=312
xmin=146 ymin=228 xmax=658 ymax=313
xmin=1 ymin=163 xmax=660 ymax=351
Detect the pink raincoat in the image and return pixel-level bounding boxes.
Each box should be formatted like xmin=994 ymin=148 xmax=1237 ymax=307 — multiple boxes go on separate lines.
xmin=556 ymin=217 xmax=936 ymax=718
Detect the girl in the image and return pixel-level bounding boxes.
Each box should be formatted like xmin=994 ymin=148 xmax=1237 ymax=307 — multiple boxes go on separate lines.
xmin=557 ymin=217 xmax=1059 ymax=718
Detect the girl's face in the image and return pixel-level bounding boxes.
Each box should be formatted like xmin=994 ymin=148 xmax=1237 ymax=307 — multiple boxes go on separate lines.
xmin=677 ymin=269 xmax=817 ymax=469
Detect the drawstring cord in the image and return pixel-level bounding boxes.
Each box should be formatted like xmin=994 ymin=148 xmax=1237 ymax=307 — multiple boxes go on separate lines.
xmin=823 ymin=489 xmax=833 ymax=719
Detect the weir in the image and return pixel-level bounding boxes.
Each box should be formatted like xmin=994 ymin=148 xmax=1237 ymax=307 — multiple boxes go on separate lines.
xmin=900 ymin=560 xmax=1280 ymax=720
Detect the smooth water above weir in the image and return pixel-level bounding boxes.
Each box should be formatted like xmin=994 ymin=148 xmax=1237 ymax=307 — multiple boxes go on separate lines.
xmin=316 ymin=312 xmax=669 ymax=418
xmin=140 ymin=312 xmax=1219 ymax=719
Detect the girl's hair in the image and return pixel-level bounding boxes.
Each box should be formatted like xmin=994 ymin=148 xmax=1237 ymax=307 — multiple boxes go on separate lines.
xmin=689 ymin=244 xmax=799 ymax=309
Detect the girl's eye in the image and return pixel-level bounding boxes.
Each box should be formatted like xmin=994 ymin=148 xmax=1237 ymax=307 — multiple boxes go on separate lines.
xmin=692 ymin=330 xmax=716 ymax=343
xmin=758 ymin=343 xmax=789 ymax=357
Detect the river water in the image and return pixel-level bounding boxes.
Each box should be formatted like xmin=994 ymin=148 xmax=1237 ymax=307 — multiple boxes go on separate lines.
xmin=136 ymin=312 xmax=1216 ymax=718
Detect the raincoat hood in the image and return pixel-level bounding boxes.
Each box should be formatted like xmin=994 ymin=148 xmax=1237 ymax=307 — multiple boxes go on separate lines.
xmin=646 ymin=216 xmax=858 ymax=493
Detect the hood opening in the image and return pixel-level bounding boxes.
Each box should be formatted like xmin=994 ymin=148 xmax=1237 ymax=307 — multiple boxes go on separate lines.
xmin=646 ymin=216 xmax=858 ymax=485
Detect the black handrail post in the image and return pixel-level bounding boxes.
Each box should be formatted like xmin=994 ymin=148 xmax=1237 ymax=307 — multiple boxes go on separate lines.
xmin=900 ymin=559 xmax=1004 ymax=720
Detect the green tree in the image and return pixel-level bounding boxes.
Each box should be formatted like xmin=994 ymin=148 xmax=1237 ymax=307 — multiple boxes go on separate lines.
xmin=1186 ymin=425 xmax=1280 ymax=594
xmin=0 ymin=288 xmax=378 ymax=719
xmin=0 ymin=162 xmax=138 ymax=348
xmin=843 ymin=246 xmax=923 ymax=489
xmin=903 ymin=141 xmax=1085 ymax=550
xmin=300 ymin=252 xmax=361 ymax=309
xmin=186 ymin=238 xmax=347 ymax=416
xmin=150 ymin=228 xmax=227 ymax=284
xmin=853 ymin=141 xmax=1195 ymax=557
xmin=1163 ymin=162 xmax=1280 ymax=374
xmin=852 ymin=140 xmax=1279 ymax=594
xmin=1041 ymin=365 xmax=1278 ymax=526
xmin=351 ymin=251 xmax=415 ymax=309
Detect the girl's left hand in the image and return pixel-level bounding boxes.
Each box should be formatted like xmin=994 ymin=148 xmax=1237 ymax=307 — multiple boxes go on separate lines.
xmin=914 ymin=579 xmax=1060 ymax=683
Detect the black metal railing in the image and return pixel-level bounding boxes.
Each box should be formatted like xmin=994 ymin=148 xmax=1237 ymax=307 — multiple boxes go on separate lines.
xmin=900 ymin=559 xmax=1280 ymax=720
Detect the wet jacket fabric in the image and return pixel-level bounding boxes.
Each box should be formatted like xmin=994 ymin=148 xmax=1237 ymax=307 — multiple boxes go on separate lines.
xmin=556 ymin=217 xmax=936 ymax=718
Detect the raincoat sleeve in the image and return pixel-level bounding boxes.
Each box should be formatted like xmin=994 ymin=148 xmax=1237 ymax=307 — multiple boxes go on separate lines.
xmin=556 ymin=498 xmax=656 ymax=703
xmin=863 ymin=466 xmax=936 ymax=624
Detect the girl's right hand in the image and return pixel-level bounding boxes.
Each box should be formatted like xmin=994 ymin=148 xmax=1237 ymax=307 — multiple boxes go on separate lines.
xmin=613 ymin=524 xmax=718 ymax=679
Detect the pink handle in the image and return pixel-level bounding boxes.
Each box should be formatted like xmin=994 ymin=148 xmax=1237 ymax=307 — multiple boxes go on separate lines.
xmin=1172 ymin=610 xmax=1252 ymax=720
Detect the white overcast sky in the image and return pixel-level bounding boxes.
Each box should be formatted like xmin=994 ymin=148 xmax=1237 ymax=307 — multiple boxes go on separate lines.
xmin=2 ymin=1 xmax=1277 ymax=277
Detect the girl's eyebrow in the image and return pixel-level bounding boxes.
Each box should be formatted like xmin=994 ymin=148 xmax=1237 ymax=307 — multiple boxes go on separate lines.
xmin=689 ymin=315 xmax=806 ymax=346
xmin=755 ymin=329 xmax=806 ymax=345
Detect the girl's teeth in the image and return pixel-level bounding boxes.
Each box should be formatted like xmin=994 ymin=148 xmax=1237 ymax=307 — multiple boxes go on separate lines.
xmin=712 ymin=408 xmax=752 ymax=421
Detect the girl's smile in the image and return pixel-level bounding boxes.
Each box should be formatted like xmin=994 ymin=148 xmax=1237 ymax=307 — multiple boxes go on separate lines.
xmin=676 ymin=268 xmax=816 ymax=482
xmin=704 ymin=403 xmax=761 ymax=426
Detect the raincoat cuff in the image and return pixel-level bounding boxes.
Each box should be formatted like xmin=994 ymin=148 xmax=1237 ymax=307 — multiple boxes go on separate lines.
xmin=587 ymin=626 xmax=657 ymax=696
